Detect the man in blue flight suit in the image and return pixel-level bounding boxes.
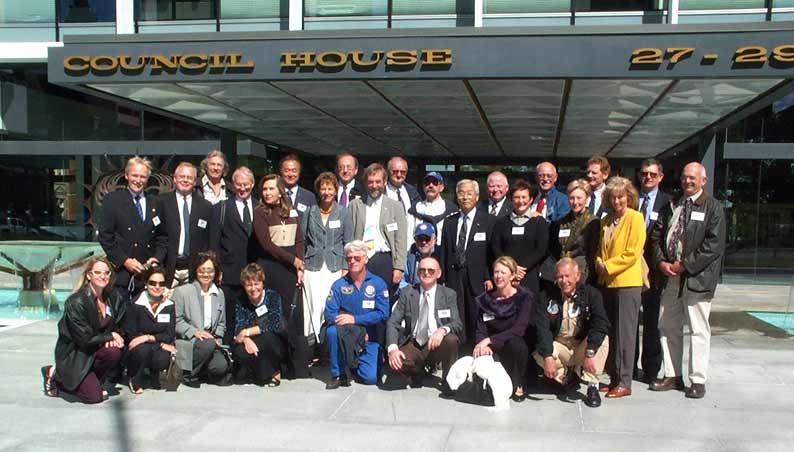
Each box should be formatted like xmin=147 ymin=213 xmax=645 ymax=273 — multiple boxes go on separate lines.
xmin=324 ymin=239 xmax=390 ymax=389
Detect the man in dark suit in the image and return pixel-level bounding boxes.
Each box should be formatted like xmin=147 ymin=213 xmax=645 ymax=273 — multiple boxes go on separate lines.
xmin=440 ymin=179 xmax=495 ymax=345
xmin=478 ymin=171 xmax=512 ymax=218
xmin=633 ymin=158 xmax=671 ymax=382
xmin=211 ymin=166 xmax=256 ymax=345
xmin=649 ymin=162 xmax=725 ymax=399
xmin=98 ymin=156 xmax=167 ymax=302
xmin=585 ymin=155 xmax=611 ymax=219
xmin=279 ymin=153 xmax=316 ymax=223
xmin=160 ymin=162 xmax=213 ymax=287
xmin=386 ymin=156 xmax=422 ymax=210
xmin=387 ymin=256 xmax=461 ymax=394
xmin=336 ymin=152 xmax=364 ymax=208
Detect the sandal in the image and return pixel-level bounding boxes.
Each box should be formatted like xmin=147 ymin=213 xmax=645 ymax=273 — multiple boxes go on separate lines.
xmin=41 ymin=365 xmax=58 ymax=397
xmin=128 ymin=380 xmax=144 ymax=395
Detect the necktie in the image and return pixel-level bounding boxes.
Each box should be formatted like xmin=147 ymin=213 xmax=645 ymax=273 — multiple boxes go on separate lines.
xmin=396 ymin=189 xmax=405 ymax=212
xmin=288 ymin=188 xmax=295 ymax=206
xmin=490 ymin=202 xmax=497 ymax=216
xmin=134 ymin=195 xmax=144 ymax=221
xmin=667 ymin=198 xmax=692 ymax=261
xmin=588 ymin=192 xmax=596 ymax=214
xmin=535 ymin=195 xmax=546 ymax=215
xmin=640 ymin=194 xmax=649 ymax=219
xmin=456 ymin=215 xmax=468 ymax=265
xmin=340 ymin=185 xmax=348 ymax=207
xmin=181 ymin=195 xmax=190 ymax=257
xmin=415 ymin=292 xmax=431 ymax=347
xmin=243 ymin=200 xmax=252 ymax=236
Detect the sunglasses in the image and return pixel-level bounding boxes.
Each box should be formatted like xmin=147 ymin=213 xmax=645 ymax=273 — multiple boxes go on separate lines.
xmin=640 ymin=171 xmax=660 ymax=178
xmin=147 ymin=280 xmax=167 ymax=287
xmin=345 ymin=255 xmax=364 ymax=262
xmin=418 ymin=268 xmax=437 ymax=275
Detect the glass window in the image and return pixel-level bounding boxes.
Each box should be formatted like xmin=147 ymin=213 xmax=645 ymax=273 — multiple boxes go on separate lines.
xmin=221 ymin=0 xmax=286 ymax=18
xmin=138 ymin=0 xmax=218 ymax=21
xmin=59 ymin=0 xmax=116 ymax=23
xmin=392 ymin=0 xmax=474 ymax=15
xmin=304 ymin=0 xmax=388 ymax=17
xmin=484 ymin=0 xmax=569 ymax=13
xmin=680 ymin=0 xmax=765 ymax=9
xmin=0 ymin=0 xmax=55 ymax=23
xmin=576 ymin=1 xmax=665 ymax=12
xmin=775 ymin=0 xmax=794 ymax=7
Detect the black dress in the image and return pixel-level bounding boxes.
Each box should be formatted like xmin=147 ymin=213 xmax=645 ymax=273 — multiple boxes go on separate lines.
xmin=491 ymin=214 xmax=549 ymax=295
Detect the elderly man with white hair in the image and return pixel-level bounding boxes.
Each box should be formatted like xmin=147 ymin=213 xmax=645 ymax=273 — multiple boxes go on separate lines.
xmin=649 ymin=162 xmax=725 ymax=399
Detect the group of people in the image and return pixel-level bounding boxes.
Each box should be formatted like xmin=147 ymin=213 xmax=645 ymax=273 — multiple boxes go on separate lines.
xmin=41 ymin=150 xmax=725 ymax=410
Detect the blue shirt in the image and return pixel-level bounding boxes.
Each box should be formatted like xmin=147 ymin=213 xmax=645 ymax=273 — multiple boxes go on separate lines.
xmin=325 ymin=271 xmax=389 ymax=340
xmin=640 ymin=187 xmax=659 ymax=229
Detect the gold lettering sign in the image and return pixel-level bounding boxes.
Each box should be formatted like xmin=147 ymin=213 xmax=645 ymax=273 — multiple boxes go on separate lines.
xmin=63 ymin=53 xmax=255 ymax=76
xmin=280 ymin=49 xmax=452 ymax=73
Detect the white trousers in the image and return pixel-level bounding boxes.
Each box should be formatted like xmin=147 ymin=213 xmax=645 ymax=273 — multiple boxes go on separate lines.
xmin=302 ymin=263 xmax=341 ymax=340
xmin=658 ymin=275 xmax=712 ymax=384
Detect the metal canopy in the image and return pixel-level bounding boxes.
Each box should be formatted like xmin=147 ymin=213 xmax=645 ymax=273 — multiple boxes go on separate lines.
xmin=48 ymin=22 xmax=794 ymax=159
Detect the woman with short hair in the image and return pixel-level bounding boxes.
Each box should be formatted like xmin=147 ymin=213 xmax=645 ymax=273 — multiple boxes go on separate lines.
xmin=547 ymin=179 xmax=600 ymax=283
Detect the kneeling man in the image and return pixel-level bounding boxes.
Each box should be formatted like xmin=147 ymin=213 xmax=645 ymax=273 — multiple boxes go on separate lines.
xmin=534 ymin=257 xmax=610 ymax=407
xmin=324 ymin=240 xmax=390 ymax=389
xmin=387 ymin=256 xmax=461 ymax=394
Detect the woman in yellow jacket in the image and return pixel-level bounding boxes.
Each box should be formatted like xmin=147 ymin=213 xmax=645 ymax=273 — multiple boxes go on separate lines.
xmin=595 ymin=176 xmax=646 ymax=399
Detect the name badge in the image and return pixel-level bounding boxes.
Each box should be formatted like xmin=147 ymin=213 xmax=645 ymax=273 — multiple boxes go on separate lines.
xmin=255 ymin=305 xmax=268 ymax=316
xmin=297 ymin=203 xmax=307 ymax=212
xmin=362 ymin=299 xmax=375 ymax=309
xmin=691 ymin=211 xmax=705 ymax=222
xmin=558 ymin=229 xmax=571 ymax=238
xmin=473 ymin=232 xmax=486 ymax=242
xmin=328 ymin=220 xmax=341 ymax=229
xmin=197 ymin=219 xmax=207 ymax=229
xmin=157 ymin=313 xmax=170 ymax=323
xmin=649 ymin=211 xmax=659 ymax=221
xmin=511 ymin=227 xmax=525 ymax=235
xmin=152 ymin=215 xmax=161 ymax=226
xmin=438 ymin=309 xmax=451 ymax=319
xmin=482 ymin=313 xmax=495 ymax=322
xmin=289 ymin=209 xmax=299 ymax=218
xmin=386 ymin=222 xmax=399 ymax=232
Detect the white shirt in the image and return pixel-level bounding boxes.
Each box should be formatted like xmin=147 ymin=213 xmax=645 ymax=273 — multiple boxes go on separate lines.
xmin=414 ymin=196 xmax=448 ymax=242
xmin=128 ymin=188 xmax=146 ymax=221
xmin=364 ymin=195 xmax=390 ymax=256
xmin=176 ymin=192 xmax=192 ymax=256
xmin=337 ymin=179 xmax=357 ymax=204
xmin=386 ymin=183 xmax=415 ymax=249
xmin=455 ymin=208 xmax=477 ymax=250
xmin=201 ymin=175 xmax=227 ymax=205
xmin=588 ymin=184 xmax=606 ymax=214
xmin=488 ymin=197 xmax=506 ymax=216
xmin=235 ymin=196 xmax=253 ymax=223
xmin=202 ymin=284 xmax=220 ymax=329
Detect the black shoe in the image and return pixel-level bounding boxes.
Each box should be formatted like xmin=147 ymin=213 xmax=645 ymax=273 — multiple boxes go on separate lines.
xmin=439 ymin=382 xmax=455 ymax=399
xmin=563 ymin=373 xmax=581 ymax=393
xmin=326 ymin=376 xmax=346 ymax=390
xmin=406 ymin=372 xmax=424 ymax=389
xmin=510 ymin=392 xmax=527 ymax=402
xmin=182 ymin=374 xmax=201 ymax=388
xmin=214 ymin=374 xmax=233 ymax=387
xmin=584 ymin=385 xmax=602 ymax=408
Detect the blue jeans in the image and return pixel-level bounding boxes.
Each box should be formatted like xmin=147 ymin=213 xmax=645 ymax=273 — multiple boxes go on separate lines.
xmin=326 ymin=325 xmax=379 ymax=384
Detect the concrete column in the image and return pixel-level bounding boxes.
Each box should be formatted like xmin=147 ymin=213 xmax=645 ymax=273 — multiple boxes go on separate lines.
xmin=289 ymin=0 xmax=303 ymax=30
xmin=474 ymin=0 xmax=483 ymax=27
xmin=702 ymin=134 xmax=716 ymax=196
xmin=668 ymin=0 xmax=679 ymax=25
xmin=116 ymin=0 xmax=135 ymax=34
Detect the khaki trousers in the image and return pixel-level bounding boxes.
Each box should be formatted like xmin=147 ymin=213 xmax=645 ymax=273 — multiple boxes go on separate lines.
xmin=533 ymin=336 xmax=609 ymax=385
xmin=658 ymin=275 xmax=712 ymax=384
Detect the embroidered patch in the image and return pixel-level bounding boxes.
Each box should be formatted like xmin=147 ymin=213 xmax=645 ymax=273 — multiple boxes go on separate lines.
xmin=341 ymin=285 xmax=354 ymax=295
xmin=365 ymin=285 xmax=375 ymax=297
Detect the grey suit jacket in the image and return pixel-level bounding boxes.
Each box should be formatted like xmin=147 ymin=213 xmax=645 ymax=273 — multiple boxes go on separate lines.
xmin=172 ymin=281 xmax=226 ymax=372
xmin=350 ymin=195 xmax=408 ymax=271
xmin=301 ymin=202 xmax=353 ymax=272
xmin=386 ymin=284 xmax=462 ymax=348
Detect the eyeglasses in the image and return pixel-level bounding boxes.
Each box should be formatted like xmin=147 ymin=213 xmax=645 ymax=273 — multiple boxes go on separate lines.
xmin=418 ymin=268 xmax=437 ymax=275
xmin=391 ymin=169 xmax=407 ymax=175
xmin=415 ymin=236 xmax=432 ymax=242
xmin=537 ymin=173 xmax=555 ymax=179
xmin=91 ymin=270 xmax=111 ymax=276
xmin=640 ymin=171 xmax=660 ymax=178
xmin=147 ymin=280 xmax=167 ymax=287
xmin=197 ymin=268 xmax=216 ymax=275
xmin=345 ymin=255 xmax=364 ymax=262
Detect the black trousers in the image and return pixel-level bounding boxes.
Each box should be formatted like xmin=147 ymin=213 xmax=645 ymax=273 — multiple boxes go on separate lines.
xmin=635 ymin=286 xmax=663 ymax=380
xmin=127 ymin=343 xmax=171 ymax=388
xmin=447 ymin=267 xmax=479 ymax=345
xmin=232 ymin=332 xmax=285 ymax=385
xmin=221 ymin=284 xmax=244 ymax=346
xmin=492 ymin=336 xmax=529 ymax=391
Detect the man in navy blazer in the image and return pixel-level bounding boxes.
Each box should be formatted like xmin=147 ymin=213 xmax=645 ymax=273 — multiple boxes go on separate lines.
xmin=98 ymin=156 xmax=167 ymax=301
xmin=210 ymin=166 xmax=257 ymax=345
xmin=531 ymin=162 xmax=570 ymax=222
xmin=440 ymin=179 xmax=495 ymax=344
xmin=586 ymin=155 xmax=611 ymax=219
xmin=634 ymin=158 xmax=671 ymax=382
xmin=159 ymin=162 xmax=213 ymax=287
xmin=478 ymin=171 xmax=512 ymax=219
xmin=280 ymin=154 xmax=317 ymax=223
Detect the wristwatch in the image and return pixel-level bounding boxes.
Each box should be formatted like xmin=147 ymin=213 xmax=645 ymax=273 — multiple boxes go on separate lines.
xmin=585 ymin=349 xmax=596 ymax=358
